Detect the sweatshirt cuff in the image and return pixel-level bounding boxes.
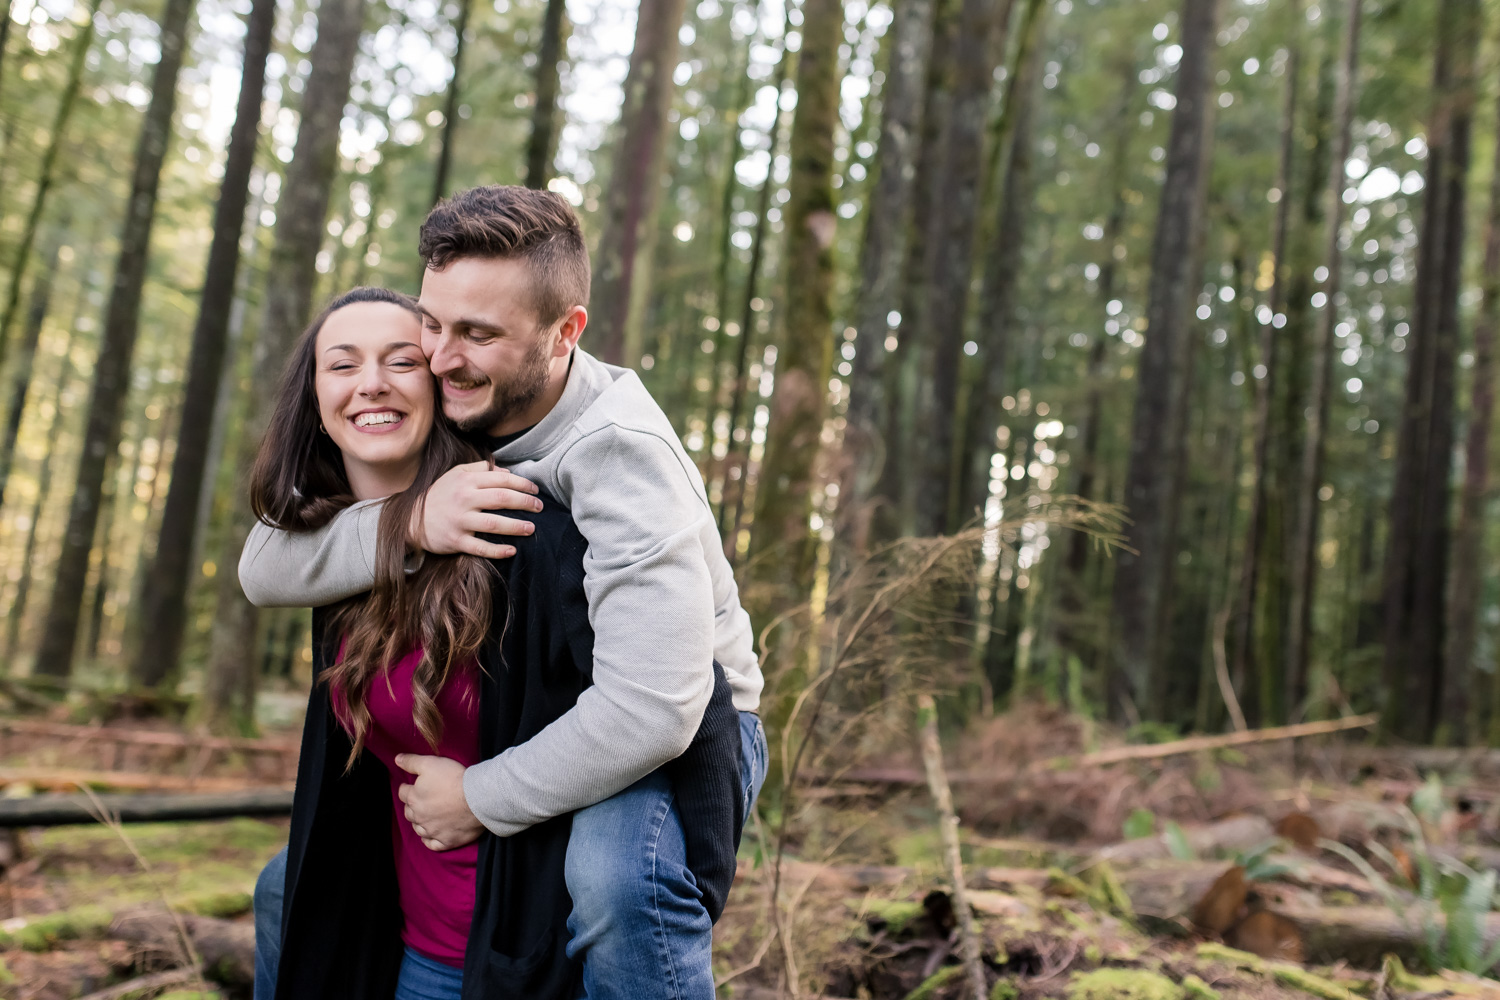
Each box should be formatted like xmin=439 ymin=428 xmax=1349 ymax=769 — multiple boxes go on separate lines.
xmin=462 ymin=761 xmax=523 ymax=838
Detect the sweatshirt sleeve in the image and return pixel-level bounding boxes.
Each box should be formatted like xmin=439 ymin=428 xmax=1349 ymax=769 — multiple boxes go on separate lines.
xmin=237 ymin=500 xmax=385 ymax=607
xmin=461 ymin=425 xmax=717 ymax=836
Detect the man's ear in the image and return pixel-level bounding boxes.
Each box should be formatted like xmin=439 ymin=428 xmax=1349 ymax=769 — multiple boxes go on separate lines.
xmin=555 ymin=305 xmax=587 ymax=357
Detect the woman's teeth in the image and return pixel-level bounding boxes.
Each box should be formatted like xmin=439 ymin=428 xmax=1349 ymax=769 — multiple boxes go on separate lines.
xmin=353 ymin=411 xmax=403 ymax=427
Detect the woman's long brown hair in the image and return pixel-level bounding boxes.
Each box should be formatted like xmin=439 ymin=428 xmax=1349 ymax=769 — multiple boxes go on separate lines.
xmin=250 ymin=287 xmax=495 ymax=768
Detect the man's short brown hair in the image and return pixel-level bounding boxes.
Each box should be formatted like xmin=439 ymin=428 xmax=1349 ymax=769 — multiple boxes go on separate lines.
xmin=418 ymin=185 xmax=590 ymax=327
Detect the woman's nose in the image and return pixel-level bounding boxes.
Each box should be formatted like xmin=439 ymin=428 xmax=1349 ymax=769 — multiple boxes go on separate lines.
xmin=358 ymin=369 xmax=389 ymax=397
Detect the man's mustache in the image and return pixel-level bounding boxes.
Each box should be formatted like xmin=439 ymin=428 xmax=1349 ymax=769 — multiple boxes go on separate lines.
xmin=443 ymin=369 xmax=492 ymax=391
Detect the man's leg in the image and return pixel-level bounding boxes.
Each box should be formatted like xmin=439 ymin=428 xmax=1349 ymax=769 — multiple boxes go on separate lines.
xmin=253 ymin=847 xmax=289 ymax=1000
xmin=565 ymin=711 xmax=768 ymax=1000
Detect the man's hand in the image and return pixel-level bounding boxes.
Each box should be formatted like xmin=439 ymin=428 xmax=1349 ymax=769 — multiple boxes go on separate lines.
xmin=394 ymin=754 xmax=485 ymax=852
xmin=410 ymin=461 xmax=543 ymax=559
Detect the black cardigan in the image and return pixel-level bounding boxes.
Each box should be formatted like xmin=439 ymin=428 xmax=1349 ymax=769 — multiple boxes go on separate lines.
xmin=273 ymin=500 xmax=744 ymax=1000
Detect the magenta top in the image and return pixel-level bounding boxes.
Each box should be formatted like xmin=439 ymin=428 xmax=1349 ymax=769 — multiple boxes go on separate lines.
xmin=332 ymin=646 xmax=481 ymax=968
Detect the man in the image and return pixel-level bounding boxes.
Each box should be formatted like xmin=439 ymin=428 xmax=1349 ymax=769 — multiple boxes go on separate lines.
xmin=244 ymin=185 xmax=766 ymax=1000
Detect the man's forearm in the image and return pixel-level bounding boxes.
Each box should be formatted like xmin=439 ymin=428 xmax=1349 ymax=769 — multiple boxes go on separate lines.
xmin=237 ymin=502 xmax=384 ymax=607
xmin=461 ymin=674 xmax=711 ymax=837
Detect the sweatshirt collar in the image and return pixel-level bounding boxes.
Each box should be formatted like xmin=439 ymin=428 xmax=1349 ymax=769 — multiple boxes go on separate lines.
xmin=491 ymin=348 xmax=608 ymax=462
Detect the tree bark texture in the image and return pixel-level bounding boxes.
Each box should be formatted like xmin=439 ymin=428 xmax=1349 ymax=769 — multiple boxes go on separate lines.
xmin=1448 ymin=63 xmax=1500 ymax=745
xmin=1230 ymin=0 xmax=1300 ymax=714
xmin=1107 ymin=0 xmax=1220 ymax=721
xmin=842 ymin=0 xmax=933 ymax=547
xmin=591 ymin=0 xmax=690 ymax=364
xmin=430 ymin=0 xmax=472 ymax=206
xmin=1381 ymin=0 xmax=1478 ymax=743
xmin=876 ymin=0 xmax=956 ymax=539
xmin=746 ymin=0 xmax=844 ymax=598
xmin=204 ymin=0 xmax=367 ymax=723
xmin=1284 ymin=0 xmax=1361 ymax=722
xmin=914 ymin=0 xmax=1015 ymax=536
xmin=130 ymin=0 xmax=276 ymax=691
xmin=0 ymin=0 xmax=96 ymax=372
xmin=0 ymin=224 xmax=66 ymax=509
xmin=523 ymin=0 xmax=568 ymax=189
xmin=32 ymin=0 xmax=194 ymax=681
xmin=960 ymin=0 xmax=1047 ymax=525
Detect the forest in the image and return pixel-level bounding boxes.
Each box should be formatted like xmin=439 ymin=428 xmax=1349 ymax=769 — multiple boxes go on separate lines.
xmin=0 ymin=0 xmax=1498 ymax=995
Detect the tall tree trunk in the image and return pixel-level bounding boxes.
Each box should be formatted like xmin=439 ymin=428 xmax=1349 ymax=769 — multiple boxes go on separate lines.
xmin=3 ymin=324 xmax=79 ymax=663
xmin=1230 ymin=0 xmax=1301 ymax=709
xmin=841 ymin=0 xmax=934 ymax=548
xmin=129 ymin=0 xmax=276 ymax=690
xmin=524 ymin=0 xmax=568 ymax=189
xmin=959 ymin=0 xmax=1046 ymax=524
xmin=0 ymin=224 xmax=67 ymax=508
xmin=31 ymin=0 xmax=194 ymax=682
xmin=718 ymin=36 xmax=792 ymax=545
xmin=0 ymin=1 xmax=96 ymax=371
xmin=746 ymin=0 xmax=844 ymax=598
xmin=914 ymin=0 xmax=1014 ymax=536
xmin=1446 ymin=58 xmax=1500 ymax=744
xmin=1106 ymin=0 xmax=1220 ymax=722
xmin=704 ymin=37 xmax=754 ymax=435
xmin=430 ymin=0 xmax=473 ymax=206
xmin=1058 ymin=53 xmax=1138 ymax=661
xmin=875 ymin=0 xmax=956 ymax=539
xmin=592 ymin=0 xmax=690 ymax=364
xmin=1381 ymin=0 xmax=1479 ymax=743
xmin=202 ymin=0 xmax=367 ymax=723
xmin=1284 ymin=0 xmax=1362 ymax=721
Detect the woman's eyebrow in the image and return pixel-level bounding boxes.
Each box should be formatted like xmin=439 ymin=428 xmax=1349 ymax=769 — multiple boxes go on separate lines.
xmin=384 ymin=340 xmax=423 ymax=351
xmin=323 ymin=343 xmax=358 ymax=354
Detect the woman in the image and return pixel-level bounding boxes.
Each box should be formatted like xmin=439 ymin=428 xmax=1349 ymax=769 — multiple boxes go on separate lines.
xmin=251 ymin=288 xmax=744 ymax=1000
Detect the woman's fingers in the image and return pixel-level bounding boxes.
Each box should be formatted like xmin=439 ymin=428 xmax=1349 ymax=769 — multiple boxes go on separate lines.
xmin=463 ymin=510 xmax=536 ymax=537
xmin=472 ymin=468 xmax=540 ymax=495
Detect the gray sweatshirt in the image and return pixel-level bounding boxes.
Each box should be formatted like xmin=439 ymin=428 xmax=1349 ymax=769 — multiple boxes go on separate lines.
xmin=237 ymin=348 xmax=763 ymax=837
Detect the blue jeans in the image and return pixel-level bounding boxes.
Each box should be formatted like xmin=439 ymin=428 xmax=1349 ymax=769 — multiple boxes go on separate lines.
xmin=253 ymin=711 xmax=768 ymax=1000
xmin=396 ymin=947 xmax=465 ymax=1000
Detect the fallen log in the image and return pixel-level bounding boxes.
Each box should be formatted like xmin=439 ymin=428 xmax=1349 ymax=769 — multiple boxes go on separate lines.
xmin=1036 ymin=715 xmax=1380 ymax=772
xmin=1092 ymin=815 xmax=1275 ymax=865
xmin=0 ymin=788 xmax=294 ymax=827
xmin=0 ymin=719 xmax=296 ymax=756
xmin=110 ymin=905 xmax=254 ymax=987
xmin=0 ymin=766 xmax=288 ymax=794
xmin=75 ymin=970 xmax=201 ymax=1000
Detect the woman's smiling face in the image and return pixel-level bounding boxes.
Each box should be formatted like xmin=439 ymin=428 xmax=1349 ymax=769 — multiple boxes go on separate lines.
xmin=314 ymin=300 xmax=435 ymax=500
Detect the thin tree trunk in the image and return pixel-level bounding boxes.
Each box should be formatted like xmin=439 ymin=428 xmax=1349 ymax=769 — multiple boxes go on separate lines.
xmin=3 ymin=325 xmax=79 ymax=664
xmin=0 ymin=224 xmax=67 ymax=508
xmin=203 ymin=0 xmax=367 ymax=725
xmin=746 ymin=0 xmax=844 ymax=598
xmin=430 ymin=0 xmax=472 ymax=206
xmin=841 ymin=0 xmax=934 ymax=548
xmin=1446 ymin=56 xmax=1500 ymax=745
xmin=1381 ymin=0 xmax=1478 ymax=743
xmin=704 ymin=38 xmax=754 ymax=434
xmin=875 ymin=0 xmax=956 ymax=539
xmin=718 ymin=37 xmax=792 ymax=545
xmin=129 ymin=0 xmax=276 ymax=690
xmin=959 ymin=0 xmax=1046 ymax=525
xmin=1230 ymin=0 xmax=1301 ymax=708
xmin=1106 ymin=0 xmax=1220 ymax=721
xmin=1058 ymin=54 xmax=1138 ymax=661
xmin=592 ymin=0 xmax=691 ymax=364
xmin=1285 ymin=0 xmax=1362 ymax=722
xmin=915 ymin=0 xmax=1015 ymax=536
xmin=0 ymin=1 xmax=96 ymax=371
xmin=32 ymin=0 xmax=194 ymax=682
xmin=524 ymin=0 xmax=568 ymax=189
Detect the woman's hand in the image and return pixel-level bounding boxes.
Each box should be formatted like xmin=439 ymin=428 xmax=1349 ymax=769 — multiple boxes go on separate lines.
xmin=394 ymin=754 xmax=485 ymax=851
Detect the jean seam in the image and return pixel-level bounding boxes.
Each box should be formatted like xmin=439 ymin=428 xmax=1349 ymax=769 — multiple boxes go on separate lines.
xmin=647 ymin=791 xmax=682 ymax=1000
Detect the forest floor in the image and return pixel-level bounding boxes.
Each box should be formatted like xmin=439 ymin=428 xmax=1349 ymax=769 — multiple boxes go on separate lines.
xmin=0 ymin=702 xmax=1495 ymax=1000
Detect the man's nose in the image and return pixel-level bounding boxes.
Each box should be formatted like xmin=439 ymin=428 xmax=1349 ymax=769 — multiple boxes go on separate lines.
xmin=427 ymin=330 xmax=462 ymax=377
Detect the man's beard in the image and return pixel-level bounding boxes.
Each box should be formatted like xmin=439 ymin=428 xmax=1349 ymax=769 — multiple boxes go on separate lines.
xmin=444 ymin=332 xmax=554 ymax=434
